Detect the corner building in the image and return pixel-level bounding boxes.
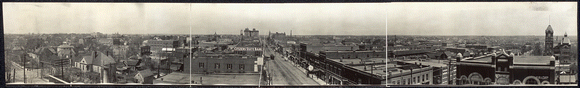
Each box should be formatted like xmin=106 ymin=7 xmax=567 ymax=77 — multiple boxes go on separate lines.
xmin=455 ymin=52 xmax=556 ymax=85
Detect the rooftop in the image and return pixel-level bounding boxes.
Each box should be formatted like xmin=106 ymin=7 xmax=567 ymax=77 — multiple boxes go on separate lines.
xmin=387 ymin=61 xmax=434 ymax=78
xmin=391 ymin=50 xmax=432 ymax=56
xmin=402 ymin=61 xmax=448 ymax=67
xmin=462 ymin=55 xmax=493 ymax=63
xmin=154 ymin=72 xmax=260 ymax=85
xmin=329 ymin=58 xmax=386 ymax=76
xmin=513 ymin=56 xmax=554 ymax=65
xmin=460 ymin=53 xmax=555 ymax=65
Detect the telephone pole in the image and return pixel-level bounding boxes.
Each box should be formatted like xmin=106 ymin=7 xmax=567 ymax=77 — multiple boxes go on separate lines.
xmin=22 ymin=54 xmax=26 ymax=83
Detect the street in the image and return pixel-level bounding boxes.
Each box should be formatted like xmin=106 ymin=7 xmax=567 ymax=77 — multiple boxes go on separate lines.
xmin=7 ymin=61 xmax=52 ymax=84
xmin=264 ymin=45 xmax=319 ymax=85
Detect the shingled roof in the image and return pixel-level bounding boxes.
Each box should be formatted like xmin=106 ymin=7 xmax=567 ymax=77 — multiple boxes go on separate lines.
xmin=92 ymin=52 xmax=116 ymax=66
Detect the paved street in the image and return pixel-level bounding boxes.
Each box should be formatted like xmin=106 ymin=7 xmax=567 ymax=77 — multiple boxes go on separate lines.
xmin=264 ymin=45 xmax=319 ymax=85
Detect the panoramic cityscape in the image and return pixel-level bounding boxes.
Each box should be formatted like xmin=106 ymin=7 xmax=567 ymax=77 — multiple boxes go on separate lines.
xmin=387 ymin=2 xmax=578 ymax=86
xmin=3 ymin=3 xmax=387 ymax=85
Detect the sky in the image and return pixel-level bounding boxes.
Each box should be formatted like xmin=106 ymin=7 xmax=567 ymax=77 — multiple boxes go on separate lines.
xmin=3 ymin=3 xmax=387 ymax=35
xmin=387 ymin=2 xmax=577 ymax=36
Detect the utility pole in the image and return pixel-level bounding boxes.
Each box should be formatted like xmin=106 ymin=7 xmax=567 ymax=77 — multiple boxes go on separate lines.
xmin=13 ymin=69 xmax=16 ymax=83
xmin=371 ymin=61 xmax=375 ymax=74
xmin=22 ymin=54 xmax=26 ymax=83
xmin=61 ymin=58 xmax=64 ymax=82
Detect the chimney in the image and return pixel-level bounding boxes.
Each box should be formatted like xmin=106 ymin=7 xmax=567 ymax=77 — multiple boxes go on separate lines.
xmin=549 ymin=60 xmax=555 ymax=66
xmin=508 ymin=55 xmax=514 ymax=66
xmin=363 ymin=62 xmax=367 ymax=70
xmin=94 ymin=51 xmax=98 ymax=58
xmin=491 ymin=55 xmax=497 ymax=65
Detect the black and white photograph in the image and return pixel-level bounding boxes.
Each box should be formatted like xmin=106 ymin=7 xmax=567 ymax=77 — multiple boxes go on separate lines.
xmin=387 ymin=2 xmax=577 ymax=86
xmin=3 ymin=3 xmax=387 ymax=86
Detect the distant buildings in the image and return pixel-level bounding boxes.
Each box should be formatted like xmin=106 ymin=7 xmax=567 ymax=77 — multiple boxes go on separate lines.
xmin=269 ymin=32 xmax=287 ymax=44
xmin=112 ymin=45 xmax=129 ymax=59
xmin=304 ymin=44 xmax=359 ymax=53
xmin=144 ymin=40 xmax=179 ymax=54
xmin=98 ymin=38 xmax=114 ymax=46
xmin=323 ymin=50 xmax=385 ymax=59
xmin=243 ymin=28 xmax=260 ymax=37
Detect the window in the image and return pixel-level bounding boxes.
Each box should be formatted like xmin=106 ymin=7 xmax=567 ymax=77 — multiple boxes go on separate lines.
xmin=239 ymin=64 xmax=245 ymax=70
xmin=215 ymin=63 xmax=220 ymax=69
xmin=227 ymin=64 xmax=232 ymax=69
xmin=422 ymin=75 xmax=425 ymax=82
xmin=425 ymin=74 xmax=428 ymax=81
xmin=413 ymin=77 xmax=415 ymax=84
xmin=199 ymin=63 xmax=204 ymax=68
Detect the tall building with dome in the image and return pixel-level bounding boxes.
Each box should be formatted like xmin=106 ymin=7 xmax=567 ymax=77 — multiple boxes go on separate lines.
xmin=545 ymin=25 xmax=554 ymax=56
xmin=554 ymin=32 xmax=572 ymax=64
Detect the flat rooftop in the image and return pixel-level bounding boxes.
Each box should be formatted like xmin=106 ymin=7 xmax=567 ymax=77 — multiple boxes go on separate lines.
xmin=402 ymin=61 xmax=448 ymax=67
xmin=461 ymin=55 xmax=554 ymax=65
xmin=391 ymin=50 xmax=432 ymax=56
xmin=513 ymin=56 xmax=554 ymax=65
xmin=387 ymin=61 xmax=433 ymax=78
xmin=154 ymin=72 xmax=260 ymax=85
xmin=329 ymin=58 xmax=386 ymax=76
xmin=462 ymin=56 xmax=493 ymax=63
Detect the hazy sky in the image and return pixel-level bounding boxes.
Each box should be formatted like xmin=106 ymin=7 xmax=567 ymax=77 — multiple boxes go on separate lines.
xmin=3 ymin=3 xmax=387 ymax=35
xmin=387 ymin=2 xmax=577 ymax=36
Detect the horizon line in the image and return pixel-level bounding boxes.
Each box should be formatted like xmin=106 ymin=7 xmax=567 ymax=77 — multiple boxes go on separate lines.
xmin=5 ymin=33 xmax=386 ymax=36
xmin=387 ymin=34 xmax=578 ymax=36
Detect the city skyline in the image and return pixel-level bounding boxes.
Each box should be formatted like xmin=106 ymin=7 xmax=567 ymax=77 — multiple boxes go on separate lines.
xmin=387 ymin=2 xmax=577 ymax=36
xmin=3 ymin=3 xmax=387 ymax=35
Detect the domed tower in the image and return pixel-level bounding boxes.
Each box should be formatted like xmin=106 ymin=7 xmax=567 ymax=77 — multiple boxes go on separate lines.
xmin=563 ymin=32 xmax=570 ymax=45
xmin=545 ymin=25 xmax=553 ymax=56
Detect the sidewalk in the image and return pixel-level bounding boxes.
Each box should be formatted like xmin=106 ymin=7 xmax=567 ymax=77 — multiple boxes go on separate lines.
xmin=288 ymin=60 xmax=328 ymax=85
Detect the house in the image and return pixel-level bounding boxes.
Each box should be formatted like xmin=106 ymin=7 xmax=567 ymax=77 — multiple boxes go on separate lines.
xmin=57 ymin=43 xmax=75 ymax=58
xmin=133 ymin=69 xmax=155 ymax=84
xmin=34 ymin=47 xmax=58 ymax=62
xmin=72 ymin=51 xmax=117 ymax=83
xmin=112 ymin=45 xmax=129 ymax=59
